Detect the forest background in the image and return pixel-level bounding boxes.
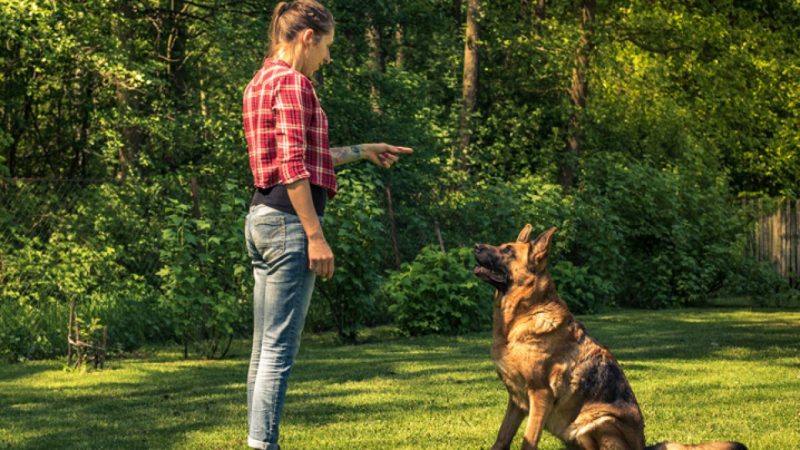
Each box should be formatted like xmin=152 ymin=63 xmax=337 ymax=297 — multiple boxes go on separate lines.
xmin=1 ymin=0 xmax=798 ymax=361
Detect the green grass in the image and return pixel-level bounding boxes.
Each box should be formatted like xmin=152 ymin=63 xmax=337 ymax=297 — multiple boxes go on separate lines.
xmin=1 ymin=308 xmax=799 ymax=449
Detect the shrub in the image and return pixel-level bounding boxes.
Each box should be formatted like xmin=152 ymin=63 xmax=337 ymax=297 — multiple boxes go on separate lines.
xmin=718 ymin=256 xmax=800 ymax=307
xmin=309 ymin=169 xmax=387 ymax=342
xmin=156 ymin=178 xmax=250 ymax=358
xmin=550 ymin=260 xmax=613 ymax=314
xmin=0 ymin=181 xmax=163 ymax=361
xmin=384 ymin=246 xmax=493 ymax=336
xmin=578 ymin=154 xmax=747 ymax=308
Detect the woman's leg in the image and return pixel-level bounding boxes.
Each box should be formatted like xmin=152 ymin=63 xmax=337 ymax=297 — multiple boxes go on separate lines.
xmin=246 ymin=206 xmax=315 ymax=450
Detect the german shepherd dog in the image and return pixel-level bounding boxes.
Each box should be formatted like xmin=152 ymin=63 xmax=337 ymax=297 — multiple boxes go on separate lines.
xmin=473 ymin=225 xmax=747 ymax=450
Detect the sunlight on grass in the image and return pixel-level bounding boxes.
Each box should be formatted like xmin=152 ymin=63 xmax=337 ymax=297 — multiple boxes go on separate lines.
xmin=1 ymin=308 xmax=798 ymax=449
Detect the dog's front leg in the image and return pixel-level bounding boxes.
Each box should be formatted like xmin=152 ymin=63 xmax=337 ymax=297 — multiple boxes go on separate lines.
xmin=521 ymin=388 xmax=553 ymax=450
xmin=490 ymin=396 xmax=526 ymax=450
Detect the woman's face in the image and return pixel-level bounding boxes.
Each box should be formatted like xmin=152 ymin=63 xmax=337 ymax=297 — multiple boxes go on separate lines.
xmin=303 ymin=30 xmax=334 ymax=76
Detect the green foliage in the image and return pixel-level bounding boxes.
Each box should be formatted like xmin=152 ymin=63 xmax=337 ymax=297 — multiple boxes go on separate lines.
xmin=432 ymin=174 xmax=568 ymax=251
xmin=0 ymin=181 xmax=162 ymax=361
xmin=310 ymin=169 xmax=387 ymax=342
xmin=384 ymin=246 xmax=493 ymax=336
xmin=2 ymin=0 xmax=798 ymax=354
xmin=550 ymin=260 xmax=613 ymax=314
xmin=578 ymin=154 xmax=749 ymax=308
xmin=717 ymin=256 xmax=800 ymax=307
xmin=156 ymin=178 xmax=249 ymax=358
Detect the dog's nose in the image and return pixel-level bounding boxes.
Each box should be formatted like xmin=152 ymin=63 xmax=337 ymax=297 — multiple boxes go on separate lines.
xmin=474 ymin=244 xmax=484 ymax=253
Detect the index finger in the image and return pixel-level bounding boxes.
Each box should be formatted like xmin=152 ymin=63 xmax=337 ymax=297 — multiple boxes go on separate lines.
xmin=387 ymin=145 xmax=414 ymax=154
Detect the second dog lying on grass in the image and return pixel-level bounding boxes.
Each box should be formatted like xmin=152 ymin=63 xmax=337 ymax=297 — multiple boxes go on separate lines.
xmin=473 ymin=224 xmax=747 ymax=450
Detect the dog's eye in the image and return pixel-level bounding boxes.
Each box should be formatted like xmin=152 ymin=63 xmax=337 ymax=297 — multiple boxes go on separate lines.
xmin=501 ymin=247 xmax=514 ymax=256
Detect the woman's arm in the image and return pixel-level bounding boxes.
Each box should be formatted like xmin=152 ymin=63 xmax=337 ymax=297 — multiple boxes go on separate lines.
xmin=331 ymin=143 xmax=413 ymax=167
xmin=286 ymin=179 xmax=334 ymax=279
xmin=330 ymin=145 xmax=364 ymax=166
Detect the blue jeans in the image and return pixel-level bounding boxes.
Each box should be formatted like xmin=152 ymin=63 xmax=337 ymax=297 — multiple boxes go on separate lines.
xmin=245 ymin=205 xmax=317 ymax=450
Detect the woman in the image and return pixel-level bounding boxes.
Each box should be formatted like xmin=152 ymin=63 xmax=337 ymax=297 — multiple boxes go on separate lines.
xmin=242 ymin=1 xmax=412 ymax=449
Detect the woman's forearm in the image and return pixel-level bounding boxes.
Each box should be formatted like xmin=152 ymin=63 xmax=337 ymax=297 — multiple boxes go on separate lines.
xmin=285 ymin=179 xmax=324 ymax=241
xmin=330 ymin=144 xmax=364 ymax=166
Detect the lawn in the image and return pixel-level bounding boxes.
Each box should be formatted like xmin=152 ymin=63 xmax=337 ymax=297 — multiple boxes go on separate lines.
xmin=1 ymin=308 xmax=799 ymax=450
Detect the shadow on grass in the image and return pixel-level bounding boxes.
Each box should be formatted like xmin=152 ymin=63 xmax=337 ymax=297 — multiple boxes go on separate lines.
xmin=0 ymin=361 xmax=250 ymax=449
xmin=0 ymin=363 xmax=57 ymax=383
xmin=1 ymin=308 xmax=798 ymax=448
xmin=579 ymin=309 xmax=800 ymax=361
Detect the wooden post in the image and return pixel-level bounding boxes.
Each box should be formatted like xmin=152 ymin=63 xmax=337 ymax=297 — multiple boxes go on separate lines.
xmin=784 ymin=199 xmax=790 ymax=278
xmin=435 ymin=220 xmax=446 ymax=253
xmin=189 ymin=176 xmax=207 ymax=354
xmin=774 ymin=204 xmax=781 ymax=274
xmin=795 ymin=199 xmax=799 ymax=287
xmin=190 ymin=176 xmax=202 ymax=221
xmin=74 ymin=308 xmax=82 ymax=368
xmin=67 ymin=299 xmax=75 ymax=366
xmin=385 ymin=184 xmax=401 ymax=269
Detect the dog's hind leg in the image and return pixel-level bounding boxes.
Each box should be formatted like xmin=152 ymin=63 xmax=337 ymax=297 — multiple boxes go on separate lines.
xmin=575 ymin=434 xmax=599 ymax=450
xmin=598 ymin=434 xmax=633 ymax=450
xmin=490 ymin=396 xmax=526 ymax=450
xmin=574 ymin=419 xmax=642 ymax=450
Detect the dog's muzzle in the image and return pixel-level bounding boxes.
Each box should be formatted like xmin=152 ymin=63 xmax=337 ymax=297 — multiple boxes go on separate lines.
xmin=474 ymin=244 xmax=508 ymax=289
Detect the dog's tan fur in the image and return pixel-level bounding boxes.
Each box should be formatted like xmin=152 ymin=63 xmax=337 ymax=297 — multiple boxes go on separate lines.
xmin=473 ymin=225 xmax=746 ymax=450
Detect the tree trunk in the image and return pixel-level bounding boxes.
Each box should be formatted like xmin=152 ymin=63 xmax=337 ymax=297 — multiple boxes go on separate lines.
xmin=71 ymin=72 xmax=93 ymax=179
xmin=457 ymin=0 xmax=480 ymax=167
xmin=166 ymin=0 xmax=189 ymax=111
xmin=453 ymin=0 xmax=463 ymax=29
xmin=114 ymin=3 xmax=143 ymax=180
xmin=394 ymin=25 xmax=405 ymax=68
xmin=366 ymin=23 xmax=384 ymax=113
xmin=519 ymin=0 xmax=546 ymax=33
xmin=559 ymin=0 xmax=594 ymax=192
xmin=534 ymin=0 xmax=546 ymax=32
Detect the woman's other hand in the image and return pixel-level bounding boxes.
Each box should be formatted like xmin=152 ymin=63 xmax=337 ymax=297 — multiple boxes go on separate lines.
xmin=307 ymin=232 xmax=335 ymax=279
xmin=362 ymin=143 xmax=413 ymax=168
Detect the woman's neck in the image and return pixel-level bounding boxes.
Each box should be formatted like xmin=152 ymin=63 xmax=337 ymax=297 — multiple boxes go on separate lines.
xmin=275 ymin=46 xmax=306 ymax=76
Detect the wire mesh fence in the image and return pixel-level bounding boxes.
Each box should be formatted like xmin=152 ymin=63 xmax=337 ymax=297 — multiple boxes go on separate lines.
xmin=3 ymin=177 xmax=797 ymax=361
xmin=0 ymin=176 xmax=254 ymax=362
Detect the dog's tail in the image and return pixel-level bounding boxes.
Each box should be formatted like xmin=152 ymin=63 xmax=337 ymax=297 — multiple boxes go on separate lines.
xmin=645 ymin=442 xmax=747 ymax=450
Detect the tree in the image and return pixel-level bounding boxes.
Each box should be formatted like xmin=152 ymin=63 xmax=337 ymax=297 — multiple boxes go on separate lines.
xmin=458 ymin=0 xmax=480 ymax=167
xmin=559 ymin=0 xmax=594 ymax=191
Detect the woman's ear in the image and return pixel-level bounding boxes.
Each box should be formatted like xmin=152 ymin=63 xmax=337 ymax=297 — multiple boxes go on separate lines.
xmin=300 ymin=28 xmax=315 ymax=46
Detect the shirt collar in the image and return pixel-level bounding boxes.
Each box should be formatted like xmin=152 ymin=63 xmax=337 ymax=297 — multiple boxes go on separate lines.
xmin=264 ymin=57 xmax=291 ymax=69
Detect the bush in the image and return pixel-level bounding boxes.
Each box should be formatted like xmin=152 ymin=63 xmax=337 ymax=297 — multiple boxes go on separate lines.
xmin=0 ymin=181 xmax=163 ymax=361
xmin=577 ymin=154 xmax=747 ymax=308
xmin=717 ymin=256 xmax=800 ymax=307
xmin=156 ymin=177 xmax=250 ymax=358
xmin=550 ymin=260 xmax=613 ymax=314
xmin=384 ymin=246 xmax=493 ymax=336
xmin=309 ymin=169 xmax=387 ymax=342
xmin=432 ymin=174 xmax=568 ymax=251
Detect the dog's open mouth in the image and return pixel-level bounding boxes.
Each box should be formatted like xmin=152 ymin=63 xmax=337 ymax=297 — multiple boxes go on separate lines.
xmin=473 ymin=246 xmax=509 ymax=289
xmin=473 ymin=265 xmax=506 ymax=284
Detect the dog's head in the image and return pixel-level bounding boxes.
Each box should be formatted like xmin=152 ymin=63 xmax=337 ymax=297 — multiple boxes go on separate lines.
xmin=473 ymin=224 xmax=557 ymax=291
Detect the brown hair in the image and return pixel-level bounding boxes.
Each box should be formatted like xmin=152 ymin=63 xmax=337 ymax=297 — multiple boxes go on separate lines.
xmin=267 ymin=1 xmax=334 ymax=57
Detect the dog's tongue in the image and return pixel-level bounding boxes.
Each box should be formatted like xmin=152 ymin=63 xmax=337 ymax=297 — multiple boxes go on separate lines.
xmin=474 ymin=266 xmax=489 ymax=275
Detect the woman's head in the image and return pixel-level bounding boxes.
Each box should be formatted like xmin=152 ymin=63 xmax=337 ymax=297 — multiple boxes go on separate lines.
xmin=268 ymin=1 xmax=335 ymax=77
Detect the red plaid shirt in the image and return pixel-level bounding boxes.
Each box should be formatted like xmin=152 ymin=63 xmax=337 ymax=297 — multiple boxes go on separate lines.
xmin=243 ymin=58 xmax=337 ymax=198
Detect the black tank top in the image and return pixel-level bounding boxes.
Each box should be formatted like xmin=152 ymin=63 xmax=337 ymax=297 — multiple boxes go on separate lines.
xmin=250 ymin=184 xmax=327 ymax=217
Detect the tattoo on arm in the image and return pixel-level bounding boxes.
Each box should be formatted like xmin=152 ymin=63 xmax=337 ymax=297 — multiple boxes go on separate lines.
xmin=331 ymin=144 xmax=363 ymax=166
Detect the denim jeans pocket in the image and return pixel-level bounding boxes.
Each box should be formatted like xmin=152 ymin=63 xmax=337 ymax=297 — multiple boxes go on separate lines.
xmin=250 ymin=214 xmax=286 ymax=263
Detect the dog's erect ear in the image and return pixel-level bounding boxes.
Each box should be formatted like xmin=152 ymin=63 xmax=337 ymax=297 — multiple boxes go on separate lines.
xmin=529 ymin=227 xmax=557 ymax=268
xmin=516 ymin=224 xmax=533 ymax=243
